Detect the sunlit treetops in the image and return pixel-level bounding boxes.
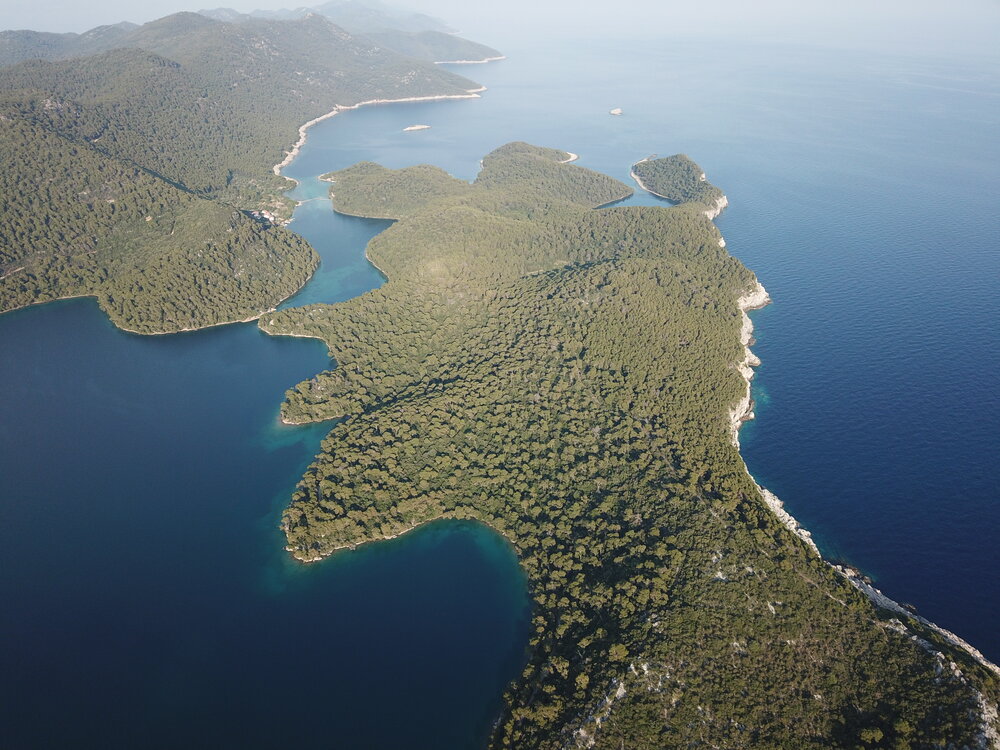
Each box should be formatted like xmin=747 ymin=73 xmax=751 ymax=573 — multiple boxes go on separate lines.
xmin=262 ymin=144 xmax=998 ymax=749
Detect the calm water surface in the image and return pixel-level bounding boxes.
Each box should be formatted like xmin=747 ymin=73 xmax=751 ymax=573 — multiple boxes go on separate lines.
xmin=1 ymin=34 xmax=998 ymax=748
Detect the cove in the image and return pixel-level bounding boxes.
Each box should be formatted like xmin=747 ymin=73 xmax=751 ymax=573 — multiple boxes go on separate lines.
xmin=2 ymin=30 xmax=999 ymax=748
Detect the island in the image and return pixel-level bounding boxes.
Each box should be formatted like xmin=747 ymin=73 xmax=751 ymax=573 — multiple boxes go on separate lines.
xmin=262 ymin=143 xmax=1000 ymax=748
xmin=0 ymin=11 xmax=488 ymax=333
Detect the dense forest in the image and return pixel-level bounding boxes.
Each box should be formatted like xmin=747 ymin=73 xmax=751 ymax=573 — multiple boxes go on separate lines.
xmin=199 ymin=1 xmax=454 ymax=34
xmin=0 ymin=12 xmax=488 ymax=332
xmin=632 ymin=154 xmax=728 ymax=216
xmin=262 ymin=145 xmax=999 ymax=748
xmin=0 ymin=116 xmax=317 ymax=332
xmin=0 ymin=13 xmax=480 ymax=213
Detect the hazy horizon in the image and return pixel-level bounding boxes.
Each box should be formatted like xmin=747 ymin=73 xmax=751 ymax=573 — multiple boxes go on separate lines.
xmin=1 ymin=0 xmax=999 ymax=60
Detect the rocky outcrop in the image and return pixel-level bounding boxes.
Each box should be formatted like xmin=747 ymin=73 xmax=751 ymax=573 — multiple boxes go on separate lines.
xmin=703 ymin=194 xmax=729 ymax=219
xmin=729 ymin=283 xmax=1000 ymax=745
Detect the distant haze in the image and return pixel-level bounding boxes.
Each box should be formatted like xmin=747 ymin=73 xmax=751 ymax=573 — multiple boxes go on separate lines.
xmin=1 ymin=0 xmax=998 ymax=58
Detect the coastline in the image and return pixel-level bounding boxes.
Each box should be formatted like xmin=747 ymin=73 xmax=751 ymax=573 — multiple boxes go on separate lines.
xmin=434 ymin=55 xmax=506 ymax=65
xmin=271 ymin=86 xmax=489 ymax=181
xmin=286 ymin=511 xmax=509 ymax=563
xmin=0 ymin=287 xmax=310 ymax=337
xmin=630 ymin=158 xmax=729 ymax=220
xmin=255 ymin=328 xmax=339 ymax=427
xmin=559 ymin=151 xmax=579 ymax=164
xmin=729 ymin=283 xmax=1000 ymax=694
xmin=3 ymin=83 xmax=490 ymax=335
xmin=116 ymin=265 xmax=320 ymax=336
xmin=730 ymin=280 xmax=821 ymax=558
xmin=265 ymin=78 xmax=503 ymax=424
xmin=119 ymin=305 xmax=281 ymax=336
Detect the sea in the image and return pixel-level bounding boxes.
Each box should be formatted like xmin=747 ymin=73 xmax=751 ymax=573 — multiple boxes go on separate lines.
xmin=1 ymin=34 xmax=997 ymax=748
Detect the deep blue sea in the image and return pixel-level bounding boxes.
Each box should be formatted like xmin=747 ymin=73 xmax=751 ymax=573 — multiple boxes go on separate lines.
xmin=1 ymin=35 xmax=998 ymax=748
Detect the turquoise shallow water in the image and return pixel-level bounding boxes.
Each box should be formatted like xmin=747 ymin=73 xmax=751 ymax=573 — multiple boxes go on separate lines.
xmin=1 ymin=34 xmax=998 ymax=747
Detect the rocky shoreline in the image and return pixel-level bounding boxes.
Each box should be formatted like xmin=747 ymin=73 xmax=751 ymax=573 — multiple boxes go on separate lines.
xmin=271 ymin=86 xmax=489 ymax=179
xmin=728 ymin=279 xmax=999 ymax=742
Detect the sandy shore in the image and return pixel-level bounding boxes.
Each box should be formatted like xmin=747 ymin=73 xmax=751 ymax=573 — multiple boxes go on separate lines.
xmin=559 ymin=151 xmax=579 ymax=164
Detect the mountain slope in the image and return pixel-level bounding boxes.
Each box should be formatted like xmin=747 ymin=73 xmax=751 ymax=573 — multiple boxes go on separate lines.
xmin=0 ymin=12 xmax=486 ymax=332
xmin=364 ymin=30 xmax=502 ymax=62
xmin=0 ymin=22 xmax=136 ymax=67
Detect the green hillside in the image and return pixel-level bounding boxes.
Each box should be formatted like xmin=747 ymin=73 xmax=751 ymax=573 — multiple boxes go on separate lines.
xmin=632 ymin=153 xmax=727 ymax=212
xmin=0 ymin=116 xmax=317 ymax=333
xmin=364 ymin=29 xmax=502 ymax=62
xmin=0 ymin=12 xmax=485 ymax=332
xmin=0 ymin=22 xmax=137 ymax=67
xmin=261 ymin=145 xmax=998 ymax=748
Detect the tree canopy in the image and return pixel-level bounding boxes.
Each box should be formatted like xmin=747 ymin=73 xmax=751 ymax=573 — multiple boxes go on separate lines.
xmin=262 ymin=144 xmax=999 ymax=748
xmin=0 ymin=13 xmax=485 ymax=332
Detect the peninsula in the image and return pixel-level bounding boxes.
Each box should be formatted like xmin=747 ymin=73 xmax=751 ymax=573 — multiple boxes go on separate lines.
xmin=262 ymin=144 xmax=999 ymax=748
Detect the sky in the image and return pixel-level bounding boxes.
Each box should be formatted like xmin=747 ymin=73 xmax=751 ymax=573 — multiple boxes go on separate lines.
xmin=1 ymin=0 xmax=999 ymax=59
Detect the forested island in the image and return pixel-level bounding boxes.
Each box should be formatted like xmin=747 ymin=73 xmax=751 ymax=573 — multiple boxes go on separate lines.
xmin=262 ymin=145 xmax=999 ymax=748
xmin=0 ymin=11 xmax=487 ymax=332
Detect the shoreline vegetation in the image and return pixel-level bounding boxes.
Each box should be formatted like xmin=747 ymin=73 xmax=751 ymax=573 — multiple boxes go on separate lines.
xmin=0 ymin=11 xmax=492 ymax=335
xmin=631 ymin=155 xmax=729 ymax=220
xmin=271 ymin=87 xmax=488 ymax=181
xmin=731 ymin=283 xmax=1000 ymax=683
xmin=262 ymin=145 xmax=999 ymax=747
xmin=631 ymin=168 xmax=1000 ymax=694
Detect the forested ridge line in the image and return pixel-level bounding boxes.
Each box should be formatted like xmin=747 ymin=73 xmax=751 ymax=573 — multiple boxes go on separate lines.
xmin=0 ymin=7 xmax=499 ymax=66
xmin=0 ymin=12 xmax=490 ymax=333
xmin=262 ymin=143 xmax=999 ymax=749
